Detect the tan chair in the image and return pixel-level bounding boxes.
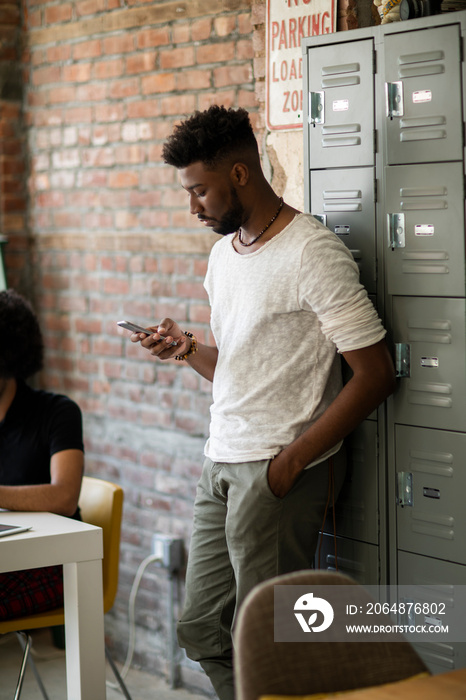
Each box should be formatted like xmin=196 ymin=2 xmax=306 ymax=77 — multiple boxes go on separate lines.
xmin=233 ymin=570 xmax=429 ymax=700
xmin=0 ymin=476 xmax=132 ymax=700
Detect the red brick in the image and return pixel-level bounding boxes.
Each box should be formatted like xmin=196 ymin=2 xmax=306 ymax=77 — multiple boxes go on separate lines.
xmin=141 ymin=72 xmax=176 ymax=95
xmin=109 ymin=78 xmax=139 ymax=99
xmin=103 ymin=35 xmax=134 ymax=55
xmin=32 ymin=65 xmax=61 ymax=85
xmin=62 ymin=63 xmax=92 ymax=83
xmin=159 ymin=94 xmax=196 ymax=117
xmin=73 ymin=40 xmax=102 ymax=60
xmin=214 ymin=16 xmax=236 ymax=37
xmin=44 ymin=4 xmax=72 ymax=24
xmin=94 ymin=59 xmax=124 ymax=80
xmin=76 ymin=0 xmax=106 ymax=16
xmin=46 ymin=45 xmax=71 ymax=62
xmin=109 ymin=171 xmax=139 ymax=188
xmin=94 ymin=103 xmax=125 ymax=122
xmin=126 ymin=53 xmax=156 ymax=74
xmin=126 ymin=100 xmax=160 ymax=119
xmin=176 ymin=69 xmax=211 ymax=91
xmin=159 ymin=46 xmax=195 ymax=70
xmin=191 ymin=18 xmax=212 ymax=41
xmin=136 ymin=28 xmax=170 ymax=48
xmin=214 ymin=64 xmax=252 ymax=88
xmin=196 ymin=42 xmax=235 ymax=64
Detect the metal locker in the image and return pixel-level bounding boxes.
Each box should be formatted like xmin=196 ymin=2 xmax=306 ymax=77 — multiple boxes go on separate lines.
xmin=315 ymin=535 xmax=380 ymax=585
xmin=323 ymin=420 xmax=379 ymax=544
xmin=310 ymin=167 xmax=377 ymax=293
xmin=392 ymin=296 xmax=466 ymax=432
xmin=384 ymin=24 xmax=463 ymax=165
xmin=398 ymin=551 xmax=466 ymax=673
xmin=307 ymin=38 xmax=375 ymax=169
xmin=384 ymin=162 xmax=465 ymax=297
xmin=395 ymin=425 xmax=466 ymax=565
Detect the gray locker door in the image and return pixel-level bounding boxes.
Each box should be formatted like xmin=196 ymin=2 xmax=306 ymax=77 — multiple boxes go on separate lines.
xmin=398 ymin=552 xmax=466 ymax=673
xmin=396 ymin=425 xmax=466 ymax=565
xmin=323 ymin=420 xmax=378 ymax=544
xmin=392 ymin=296 xmax=466 ymax=431
xmin=307 ymin=39 xmax=374 ymax=169
xmin=310 ymin=167 xmax=377 ymax=293
xmin=385 ymin=163 xmax=465 ymax=297
xmin=316 ymin=535 xmax=379 ymax=585
xmin=384 ymin=24 xmax=463 ymax=165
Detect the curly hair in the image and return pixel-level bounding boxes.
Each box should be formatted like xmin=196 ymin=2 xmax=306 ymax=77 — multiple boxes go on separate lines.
xmin=0 ymin=289 xmax=44 ymax=380
xmin=162 ymin=105 xmax=259 ymax=169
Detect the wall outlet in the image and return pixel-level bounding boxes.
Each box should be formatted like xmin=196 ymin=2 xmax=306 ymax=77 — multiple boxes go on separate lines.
xmin=152 ymin=533 xmax=183 ymax=572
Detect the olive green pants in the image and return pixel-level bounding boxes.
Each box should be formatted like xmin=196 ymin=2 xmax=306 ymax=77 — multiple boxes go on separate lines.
xmin=177 ymin=451 xmax=346 ymax=700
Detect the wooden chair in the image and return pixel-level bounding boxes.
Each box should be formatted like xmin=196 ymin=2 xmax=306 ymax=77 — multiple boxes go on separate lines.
xmin=0 ymin=476 xmax=132 ymax=699
xmin=234 ymin=569 xmax=429 ymax=700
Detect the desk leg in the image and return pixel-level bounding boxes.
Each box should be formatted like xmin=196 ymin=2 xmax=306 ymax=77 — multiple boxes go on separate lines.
xmin=63 ymin=559 xmax=107 ymax=700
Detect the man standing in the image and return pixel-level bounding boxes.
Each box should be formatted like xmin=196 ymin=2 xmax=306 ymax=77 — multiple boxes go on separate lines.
xmin=130 ymin=106 xmax=395 ymax=700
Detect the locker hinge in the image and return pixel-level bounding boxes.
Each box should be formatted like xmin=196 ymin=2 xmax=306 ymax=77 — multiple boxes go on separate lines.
xmin=396 ymin=472 xmax=413 ymax=507
xmin=374 ymin=129 xmax=378 ymax=154
xmin=309 ymin=91 xmax=324 ymax=125
xmin=373 ymin=49 xmax=377 ymax=74
xmin=387 ymin=213 xmax=405 ymax=250
xmin=374 ymin=177 xmax=378 ymax=203
xmin=395 ymin=343 xmax=410 ymax=378
xmin=385 ymin=81 xmax=404 ymax=119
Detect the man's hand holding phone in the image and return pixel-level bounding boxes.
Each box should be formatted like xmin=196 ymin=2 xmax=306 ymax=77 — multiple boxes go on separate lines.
xmin=117 ymin=318 xmax=189 ymax=360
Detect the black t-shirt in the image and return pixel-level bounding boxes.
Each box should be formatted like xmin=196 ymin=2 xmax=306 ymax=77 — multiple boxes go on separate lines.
xmin=0 ymin=381 xmax=84 ymax=519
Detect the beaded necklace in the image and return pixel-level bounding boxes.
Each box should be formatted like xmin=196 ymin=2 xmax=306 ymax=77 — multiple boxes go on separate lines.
xmin=237 ymin=197 xmax=284 ymax=247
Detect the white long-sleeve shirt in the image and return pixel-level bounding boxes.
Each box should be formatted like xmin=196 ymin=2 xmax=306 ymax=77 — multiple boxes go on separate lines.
xmin=203 ymin=213 xmax=386 ymax=465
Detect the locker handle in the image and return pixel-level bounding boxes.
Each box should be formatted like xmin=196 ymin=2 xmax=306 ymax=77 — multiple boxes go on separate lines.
xmin=385 ymin=81 xmax=404 ymax=119
xmin=309 ymin=91 xmax=325 ymax=125
xmin=388 ymin=213 xmax=405 ymax=250
xmin=395 ymin=343 xmax=410 ymax=378
xmin=396 ymin=472 xmax=413 ymax=507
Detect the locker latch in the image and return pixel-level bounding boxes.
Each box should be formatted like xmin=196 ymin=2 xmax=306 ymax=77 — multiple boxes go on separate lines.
xmin=395 ymin=343 xmax=410 ymax=378
xmin=309 ymin=91 xmax=324 ymax=125
xmin=396 ymin=472 xmax=413 ymax=507
xmin=385 ymin=81 xmax=404 ymax=119
xmin=388 ymin=213 xmax=405 ymax=250
xmin=312 ymin=214 xmax=327 ymax=226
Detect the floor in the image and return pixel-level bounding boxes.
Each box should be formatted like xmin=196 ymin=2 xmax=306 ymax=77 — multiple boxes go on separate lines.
xmin=0 ymin=629 xmax=208 ymax=700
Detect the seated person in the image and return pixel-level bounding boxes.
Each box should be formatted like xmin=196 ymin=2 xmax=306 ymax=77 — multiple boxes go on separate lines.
xmin=0 ymin=289 xmax=84 ymax=620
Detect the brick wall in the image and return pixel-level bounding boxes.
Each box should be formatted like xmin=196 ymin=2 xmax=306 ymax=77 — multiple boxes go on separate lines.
xmin=5 ymin=0 xmax=256 ymax=691
xmin=0 ymin=0 xmax=376 ymax=691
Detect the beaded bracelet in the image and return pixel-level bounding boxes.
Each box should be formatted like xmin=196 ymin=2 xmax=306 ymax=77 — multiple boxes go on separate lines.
xmin=175 ymin=331 xmax=198 ymax=361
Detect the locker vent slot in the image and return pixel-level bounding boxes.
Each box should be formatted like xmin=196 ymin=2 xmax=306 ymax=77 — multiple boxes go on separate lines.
xmin=322 ymin=136 xmax=361 ymax=148
xmin=407 ymin=329 xmax=451 ymax=343
xmin=398 ymin=50 xmax=445 ymax=65
xmin=410 ymin=510 xmax=454 ymax=540
xmin=322 ymin=124 xmax=360 ymax=135
xmin=399 ymin=186 xmax=447 ymax=197
xmin=321 ymin=76 xmax=360 ymax=88
xmin=400 ymin=116 xmax=446 ymax=129
xmin=401 ymin=200 xmax=447 ymax=210
xmin=402 ymin=252 xmax=448 ymax=260
xmin=321 ymin=62 xmax=360 ymax=75
xmin=407 ymin=382 xmax=453 ymax=409
xmin=407 ymin=319 xmax=451 ymax=331
xmin=323 ymin=189 xmax=362 ymax=199
xmin=401 ymin=128 xmax=447 ymax=142
xmin=322 ymin=188 xmax=363 ymax=213
xmin=399 ymin=65 xmax=444 ymax=79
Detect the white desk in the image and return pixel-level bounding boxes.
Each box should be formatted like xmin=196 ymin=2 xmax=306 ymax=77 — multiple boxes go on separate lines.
xmin=0 ymin=510 xmax=106 ymax=699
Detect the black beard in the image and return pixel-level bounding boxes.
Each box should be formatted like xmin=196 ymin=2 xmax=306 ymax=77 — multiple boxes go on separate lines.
xmin=212 ymin=187 xmax=244 ymax=236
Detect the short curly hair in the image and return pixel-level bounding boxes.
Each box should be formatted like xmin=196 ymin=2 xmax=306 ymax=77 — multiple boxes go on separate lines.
xmin=0 ymin=289 xmax=44 ymax=380
xmin=162 ymin=105 xmax=259 ymax=169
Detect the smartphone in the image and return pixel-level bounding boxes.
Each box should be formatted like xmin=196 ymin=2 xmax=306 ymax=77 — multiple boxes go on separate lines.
xmin=117 ymin=320 xmax=178 ymax=346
